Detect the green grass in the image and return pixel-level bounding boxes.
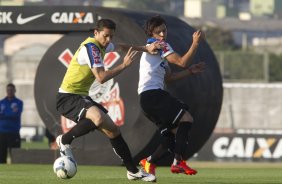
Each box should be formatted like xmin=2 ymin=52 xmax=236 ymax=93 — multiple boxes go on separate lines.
xmin=0 ymin=162 xmax=281 ymax=184
xmin=21 ymin=139 xmax=50 ymax=150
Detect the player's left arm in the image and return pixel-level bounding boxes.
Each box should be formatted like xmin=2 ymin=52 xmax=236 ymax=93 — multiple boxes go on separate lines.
xmin=165 ymin=62 xmax=206 ymax=83
xmin=166 ymin=30 xmax=205 ymax=68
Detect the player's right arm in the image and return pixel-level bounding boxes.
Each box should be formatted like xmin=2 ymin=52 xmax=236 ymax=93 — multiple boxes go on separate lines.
xmin=165 ymin=30 xmax=204 ymax=68
xmin=165 ymin=62 xmax=206 ymax=83
xmin=115 ymin=42 xmax=161 ymax=55
xmin=92 ymin=47 xmax=138 ymax=84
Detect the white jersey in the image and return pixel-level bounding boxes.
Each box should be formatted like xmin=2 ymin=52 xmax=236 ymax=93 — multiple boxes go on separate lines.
xmin=77 ymin=42 xmax=114 ymax=68
xmin=138 ymin=40 xmax=174 ymax=94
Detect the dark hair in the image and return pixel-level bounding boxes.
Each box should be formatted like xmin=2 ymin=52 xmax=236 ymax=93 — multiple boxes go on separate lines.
xmin=94 ymin=19 xmax=116 ymax=31
xmin=144 ymin=15 xmax=166 ymax=37
xmin=7 ymin=83 xmax=15 ymax=88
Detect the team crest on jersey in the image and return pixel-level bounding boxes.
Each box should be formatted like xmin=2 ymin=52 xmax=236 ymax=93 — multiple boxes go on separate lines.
xmin=91 ymin=45 xmax=101 ymax=64
xmin=58 ymin=49 xmax=124 ymax=132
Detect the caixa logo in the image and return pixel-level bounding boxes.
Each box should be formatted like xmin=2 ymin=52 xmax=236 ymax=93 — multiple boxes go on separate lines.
xmin=51 ymin=12 xmax=94 ymax=24
xmin=213 ymin=136 xmax=282 ymax=159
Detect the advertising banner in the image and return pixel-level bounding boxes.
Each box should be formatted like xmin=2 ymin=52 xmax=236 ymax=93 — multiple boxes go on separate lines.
xmin=0 ymin=6 xmax=98 ymax=33
xmin=196 ymin=129 xmax=282 ymax=161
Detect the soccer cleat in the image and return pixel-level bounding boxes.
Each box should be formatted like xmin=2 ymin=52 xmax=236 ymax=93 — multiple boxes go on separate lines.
xmin=139 ymin=158 xmax=156 ymax=175
xmin=170 ymin=160 xmax=197 ymax=175
xmin=127 ymin=168 xmax=156 ymax=182
xmin=56 ymin=134 xmax=75 ymax=159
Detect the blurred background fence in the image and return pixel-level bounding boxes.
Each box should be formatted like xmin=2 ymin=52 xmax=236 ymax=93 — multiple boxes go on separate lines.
xmin=214 ymin=51 xmax=282 ymax=131
xmin=216 ymin=51 xmax=282 ymax=82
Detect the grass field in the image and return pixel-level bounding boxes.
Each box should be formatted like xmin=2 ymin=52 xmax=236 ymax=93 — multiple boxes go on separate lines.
xmin=0 ymin=162 xmax=282 ymax=184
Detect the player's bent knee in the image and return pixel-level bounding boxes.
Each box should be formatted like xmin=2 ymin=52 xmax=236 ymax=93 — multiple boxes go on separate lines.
xmin=180 ymin=111 xmax=194 ymax=123
xmin=86 ymin=107 xmax=105 ymax=127
xmin=93 ymin=115 xmax=104 ymax=126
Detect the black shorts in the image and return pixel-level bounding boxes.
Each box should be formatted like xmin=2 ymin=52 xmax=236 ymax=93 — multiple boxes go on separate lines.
xmin=56 ymin=93 xmax=108 ymax=123
xmin=139 ymin=89 xmax=189 ymax=134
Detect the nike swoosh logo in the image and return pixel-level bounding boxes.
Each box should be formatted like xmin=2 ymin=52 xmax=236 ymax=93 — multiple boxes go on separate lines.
xmin=128 ymin=173 xmax=146 ymax=179
xmin=17 ymin=13 xmax=45 ymax=25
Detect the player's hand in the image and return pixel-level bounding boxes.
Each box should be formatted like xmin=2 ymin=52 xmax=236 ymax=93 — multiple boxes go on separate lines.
xmin=192 ymin=30 xmax=205 ymax=45
xmin=188 ymin=62 xmax=206 ymax=74
xmin=146 ymin=41 xmax=161 ymax=55
xmin=123 ymin=47 xmax=138 ymax=68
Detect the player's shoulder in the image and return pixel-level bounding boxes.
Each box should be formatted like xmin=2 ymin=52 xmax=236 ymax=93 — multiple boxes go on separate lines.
xmin=84 ymin=42 xmax=99 ymax=49
xmin=83 ymin=43 xmax=101 ymax=54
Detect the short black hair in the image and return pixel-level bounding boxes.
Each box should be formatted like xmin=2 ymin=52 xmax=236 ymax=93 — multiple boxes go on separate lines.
xmin=94 ymin=19 xmax=116 ymax=31
xmin=144 ymin=15 xmax=166 ymax=37
xmin=7 ymin=83 xmax=15 ymax=88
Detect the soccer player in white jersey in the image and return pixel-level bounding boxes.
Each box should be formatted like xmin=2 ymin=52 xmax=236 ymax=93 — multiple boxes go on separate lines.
xmin=56 ymin=19 xmax=159 ymax=182
xmin=138 ymin=15 xmax=205 ymax=178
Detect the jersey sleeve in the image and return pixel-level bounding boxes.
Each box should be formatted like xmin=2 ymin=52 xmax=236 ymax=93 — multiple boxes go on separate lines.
xmin=105 ymin=42 xmax=115 ymax=53
xmin=78 ymin=44 xmax=104 ymax=68
xmin=160 ymin=41 xmax=174 ymax=58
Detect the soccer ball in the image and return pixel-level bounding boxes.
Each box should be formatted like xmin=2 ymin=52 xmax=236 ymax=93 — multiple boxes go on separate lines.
xmin=53 ymin=156 xmax=77 ymax=179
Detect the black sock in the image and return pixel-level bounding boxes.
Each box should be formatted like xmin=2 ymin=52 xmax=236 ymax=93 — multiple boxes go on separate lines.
xmin=150 ymin=132 xmax=175 ymax=164
xmin=174 ymin=122 xmax=192 ymax=160
xmin=149 ymin=144 xmax=170 ymax=164
xmin=62 ymin=119 xmax=97 ymax=145
xmin=110 ymin=134 xmax=138 ymax=173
